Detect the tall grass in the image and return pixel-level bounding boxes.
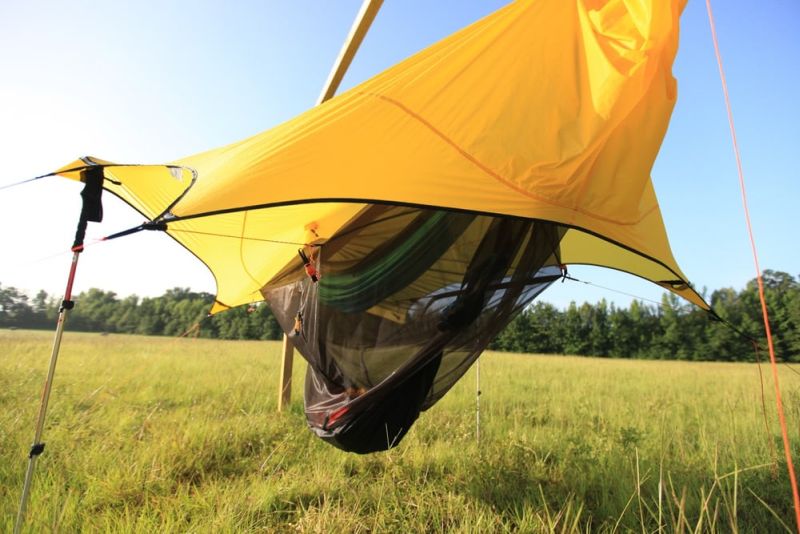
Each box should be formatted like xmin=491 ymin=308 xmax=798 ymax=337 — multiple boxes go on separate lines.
xmin=1 ymin=329 xmax=798 ymax=532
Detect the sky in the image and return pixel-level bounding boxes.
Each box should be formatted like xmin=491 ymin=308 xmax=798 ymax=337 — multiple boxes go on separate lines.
xmin=0 ymin=0 xmax=797 ymax=310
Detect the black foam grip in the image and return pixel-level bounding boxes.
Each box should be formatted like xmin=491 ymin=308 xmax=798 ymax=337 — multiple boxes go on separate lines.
xmin=73 ymin=166 xmax=105 ymax=249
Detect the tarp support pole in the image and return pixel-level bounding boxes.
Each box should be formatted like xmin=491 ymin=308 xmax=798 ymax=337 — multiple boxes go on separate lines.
xmin=278 ymin=335 xmax=294 ymax=411
xmin=14 ymin=166 xmax=103 ymax=533
xmin=316 ymin=0 xmax=384 ymax=106
xmin=278 ymin=335 xmax=294 ymax=409
xmin=14 ymin=251 xmax=81 ymax=534
xmin=276 ymin=0 xmax=383 ymax=411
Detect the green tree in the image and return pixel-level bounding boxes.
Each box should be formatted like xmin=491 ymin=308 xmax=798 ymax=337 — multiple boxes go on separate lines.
xmin=492 ymin=310 xmax=534 ymax=353
xmin=0 ymin=284 xmax=34 ymax=327
xmin=109 ymin=295 xmax=140 ymax=333
xmin=760 ymin=271 xmax=800 ymax=362
xmin=627 ymin=300 xmax=659 ymax=358
xmin=70 ymin=289 xmax=120 ymax=331
xmin=562 ymin=302 xmax=590 ymax=356
xmin=135 ymin=297 xmax=166 ymax=335
xmin=653 ymin=293 xmax=693 ymax=360
xmin=526 ymin=301 xmax=564 ymax=354
xmin=705 ymin=287 xmax=748 ymax=361
xmin=588 ymin=299 xmax=611 ymax=356
xmin=785 ymin=284 xmax=800 ymax=359
xmin=608 ymin=304 xmax=636 ymax=358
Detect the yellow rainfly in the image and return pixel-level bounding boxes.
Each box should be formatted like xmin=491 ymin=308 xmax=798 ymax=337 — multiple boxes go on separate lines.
xmin=55 ymin=0 xmax=705 ymax=314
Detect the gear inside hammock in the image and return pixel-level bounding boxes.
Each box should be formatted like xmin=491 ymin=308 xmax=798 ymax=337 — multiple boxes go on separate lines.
xmin=264 ymin=204 xmax=566 ymax=453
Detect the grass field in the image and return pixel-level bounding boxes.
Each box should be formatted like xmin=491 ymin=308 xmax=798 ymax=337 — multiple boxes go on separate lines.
xmin=1 ymin=329 xmax=799 ymax=532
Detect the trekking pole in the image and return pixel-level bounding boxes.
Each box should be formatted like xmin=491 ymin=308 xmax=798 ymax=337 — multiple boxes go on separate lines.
xmin=14 ymin=166 xmax=104 ymax=534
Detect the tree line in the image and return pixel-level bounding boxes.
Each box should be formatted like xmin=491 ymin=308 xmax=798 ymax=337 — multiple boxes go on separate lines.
xmin=1 ymin=270 xmax=798 ymax=361
xmin=0 ymin=286 xmax=283 ymax=341
xmin=489 ymin=270 xmax=799 ymax=361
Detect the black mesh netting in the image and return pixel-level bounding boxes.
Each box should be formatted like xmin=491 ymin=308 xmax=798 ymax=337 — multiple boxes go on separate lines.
xmin=263 ymin=205 xmax=567 ymax=453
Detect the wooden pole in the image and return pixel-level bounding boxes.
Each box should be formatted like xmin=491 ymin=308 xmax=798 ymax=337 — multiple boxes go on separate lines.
xmin=276 ymin=0 xmax=383 ymax=412
xmin=316 ymin=0 xmax=384 ymax=106
xmin=278 ymin=334 xmax=294 ymax=411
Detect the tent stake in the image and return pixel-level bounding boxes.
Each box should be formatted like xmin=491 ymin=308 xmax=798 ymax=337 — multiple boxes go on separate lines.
xmin=276 ymin=0 xmax=383 ymax=412
xmin=14 ymin=251 xmax=81 ymax=534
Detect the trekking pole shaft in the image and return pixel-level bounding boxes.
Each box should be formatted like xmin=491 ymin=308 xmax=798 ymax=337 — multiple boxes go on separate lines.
xmin=14 ymin=250 xmax=80 ymax=534
xmin=15 ymin=453 xmax=38 ymax=534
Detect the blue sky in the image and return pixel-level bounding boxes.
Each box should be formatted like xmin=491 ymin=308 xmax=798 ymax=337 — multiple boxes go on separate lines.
xmin=0 ymin=0 xmax=797 ymax=310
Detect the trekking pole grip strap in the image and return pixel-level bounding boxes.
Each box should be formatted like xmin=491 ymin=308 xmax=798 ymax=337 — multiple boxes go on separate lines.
xmin=72 ymin=166 xmax=105 ymax=249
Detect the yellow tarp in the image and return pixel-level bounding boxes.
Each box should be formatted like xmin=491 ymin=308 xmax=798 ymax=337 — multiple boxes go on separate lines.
xmin=57 ymin=0 xmax=705 ymax=313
